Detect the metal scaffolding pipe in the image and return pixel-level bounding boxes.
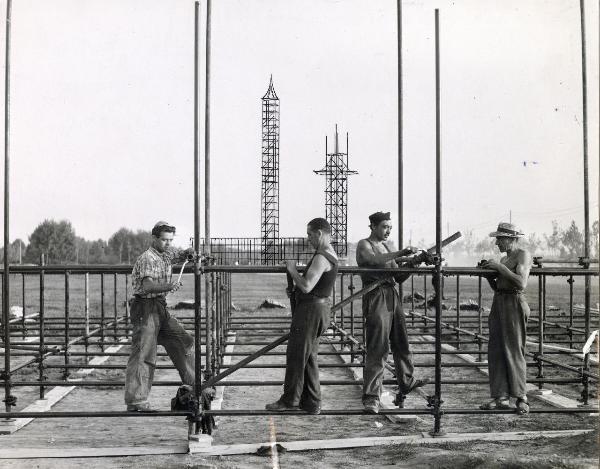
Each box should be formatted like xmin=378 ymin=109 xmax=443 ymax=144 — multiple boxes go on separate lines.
xmin=2 ymin=0 xmax=12 ymax=417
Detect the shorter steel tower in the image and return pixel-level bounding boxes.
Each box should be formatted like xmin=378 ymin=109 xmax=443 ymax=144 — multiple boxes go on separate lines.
xmin=314 ymin=125 xmax=357 ymax=257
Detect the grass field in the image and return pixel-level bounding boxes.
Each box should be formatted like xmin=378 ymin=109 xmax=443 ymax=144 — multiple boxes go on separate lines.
xmin=2 ymin=270 xmax=598 ymax=320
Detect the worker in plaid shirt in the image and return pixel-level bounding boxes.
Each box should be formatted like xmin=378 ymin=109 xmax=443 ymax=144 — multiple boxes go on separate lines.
xmin=124 ymin=221 xmax=196 ymax=412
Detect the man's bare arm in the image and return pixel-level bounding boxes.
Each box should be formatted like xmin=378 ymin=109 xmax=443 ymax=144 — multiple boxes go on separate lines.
xmin=356 ymin=239 xmax=414 ymax=266
xmin=487 ymin=251 xmax=532 ymax=290
xmin=287 ymin=256 xmax=329 ymax=294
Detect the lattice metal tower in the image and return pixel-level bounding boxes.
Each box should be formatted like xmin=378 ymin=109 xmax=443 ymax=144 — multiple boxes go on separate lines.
xmin=261 ymin=76 xmax=280 ymax=264
xmin=314 ymin=125 xmax=358 ymax=257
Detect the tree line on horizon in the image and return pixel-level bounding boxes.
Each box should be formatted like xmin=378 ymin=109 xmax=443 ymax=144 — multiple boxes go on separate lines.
xmin=1 ymin=220 xmax=153 ymax=265
xmin=0 ymin=218 xmax=598 ymax=265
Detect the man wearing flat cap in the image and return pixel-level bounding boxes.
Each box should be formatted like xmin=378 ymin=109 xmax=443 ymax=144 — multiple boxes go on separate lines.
xmin=478 ymin=222 xmax=532 ymax=415
xmin=356 ymin=211 xmax=427 ymax=414
xmin=124 ymin=221 xmax=196 ymax=412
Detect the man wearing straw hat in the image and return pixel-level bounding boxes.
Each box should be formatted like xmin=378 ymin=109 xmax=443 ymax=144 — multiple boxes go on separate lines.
xmin=356 ymin=211 xmax=428 ymax=414
xmin=124 ymin=221 xmax=196 ymax=412
xmin=478 ymin=222 xmax=532 ymax=415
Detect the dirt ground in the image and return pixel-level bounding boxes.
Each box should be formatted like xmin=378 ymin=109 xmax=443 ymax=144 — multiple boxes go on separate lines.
xmin=0 ymin=273 xmax=598 ymax=468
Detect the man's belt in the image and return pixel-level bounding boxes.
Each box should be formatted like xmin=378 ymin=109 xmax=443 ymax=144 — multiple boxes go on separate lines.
xmin=134 ymin=294 xmax=166 ymax=300
xmin=496 ymin=289 xmax=523 ymax=295
xmin=295 ymin=293 xmax=330 ymax=304
xmin=365 ymin=280 xmax=395 ymax=289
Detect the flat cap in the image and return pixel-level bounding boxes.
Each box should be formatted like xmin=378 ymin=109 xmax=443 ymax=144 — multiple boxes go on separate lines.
xmin=369 ymin=211 xmax=391 ymax=226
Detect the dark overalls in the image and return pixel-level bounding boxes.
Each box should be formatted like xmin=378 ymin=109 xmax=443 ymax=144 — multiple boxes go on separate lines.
xmin=280 ymin=251 xmax=338 ymax=412
xmin=487 ymin=256 xmax=530 ymax=399
xmin=359 ymin=240 xmax=416 ymax=402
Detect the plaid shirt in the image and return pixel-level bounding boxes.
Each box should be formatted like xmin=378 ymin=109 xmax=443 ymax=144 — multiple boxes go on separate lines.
xmin=132 ymin=247 xmax=185 ymax=298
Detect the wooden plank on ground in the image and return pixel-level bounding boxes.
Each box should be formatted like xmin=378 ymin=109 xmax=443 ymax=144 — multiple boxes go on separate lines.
xmin=188 ymin=428 xmax=593 ymax=455
xmin=212 ymin=332 xmax=236 ymax=410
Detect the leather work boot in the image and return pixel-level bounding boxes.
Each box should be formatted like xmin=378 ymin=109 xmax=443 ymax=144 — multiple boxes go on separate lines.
xmin=126 ymin=402 xmax=158 ymax=412
xmin=300 ymin=403 xmax=321 ymax=415
xmin=363 ymin=398 xmax=380 ymax=414
xmin=405 ymin=378 xmax=430 ymax=394
xmin=265 ymin=400 xmax=299 ymax=412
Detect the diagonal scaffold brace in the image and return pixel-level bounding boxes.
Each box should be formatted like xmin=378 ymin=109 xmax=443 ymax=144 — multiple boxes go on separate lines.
xmin=200 ymin=232 xmax=462 ymax=393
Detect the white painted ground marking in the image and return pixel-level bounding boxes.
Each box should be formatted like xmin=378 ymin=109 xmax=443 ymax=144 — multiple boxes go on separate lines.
xmin=268 ymin=416 xmax=280 ymax=469
xmin=420 ymin=334 xmax=599 ymax=412
xmin=327 ymin=328 xmax=421 ymax=423
xmin=0 ymin=338 xmax=129 ymax=434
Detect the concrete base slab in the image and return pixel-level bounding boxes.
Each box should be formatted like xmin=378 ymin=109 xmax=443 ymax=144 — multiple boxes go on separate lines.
xmin=188 ymin=434 xmax=213 ymax=453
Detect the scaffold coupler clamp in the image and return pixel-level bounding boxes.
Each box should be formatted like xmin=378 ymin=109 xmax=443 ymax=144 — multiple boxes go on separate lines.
xmin=426 ymin=395 xmax=444 ymax=413
xmin=201 ymin=254 xmax=217 ymax=267
xmin=578 ymin=257 xmax=590 ymax=268
xmin=533 ymin=256 xmax=543 ymax=268
xmin=2 ymin=394 xmax=17 ymax=407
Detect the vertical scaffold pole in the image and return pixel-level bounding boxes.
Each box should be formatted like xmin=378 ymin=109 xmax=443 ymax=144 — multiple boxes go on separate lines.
xmin=193 ymin=0 xmax=204 ymax=431
xmin=85 ymin=272 xmax=90 ymax=361
xmin=430 ymin=8 xmax=445 ymax=437
xmin=63 ymin=271 xmax=70 ymax=380
xmin=100 ymin=274 xmax=105 ymax=351
xmin=397 ymin=0 xmax=404 ymax=317
xmin=21 ymin=274 xmax=25 ymax=339
xmin=39 ymin=269 xmax=45 ymax=399
xmin=2 ymin=0 xmax=12 ymax=417
xmin=113 ymin=273 xmax=118 ymax=342
xmin=397 ymin=0 xmax=403 ymax=250
xmin=204 ymin=0 xmax=213 ymax=383
xmin=579 ymin=0 xmax=591 ymax=407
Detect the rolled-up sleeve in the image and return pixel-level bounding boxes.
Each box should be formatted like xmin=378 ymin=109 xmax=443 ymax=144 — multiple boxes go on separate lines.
xmin=136 ymin=255 xmax=155 ymax=281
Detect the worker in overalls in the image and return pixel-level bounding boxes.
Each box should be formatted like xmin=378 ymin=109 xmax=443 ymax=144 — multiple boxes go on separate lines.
xmin=356 ymin=211 xmax=428 ymax=414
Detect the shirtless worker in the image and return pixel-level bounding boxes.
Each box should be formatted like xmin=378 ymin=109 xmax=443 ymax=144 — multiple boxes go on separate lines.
xmin=479 ymin=222 xmax=532 ymax=415
xmin=265 ymin=218 xmax=338 ymax=415
xmin=356 ymin=211 xmax=428 ymax=414
xmin=125 ymin=221 xmax=196 ymax=412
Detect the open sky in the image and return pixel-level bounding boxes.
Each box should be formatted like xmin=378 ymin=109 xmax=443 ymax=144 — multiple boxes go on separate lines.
xmin=0 ymin=0 xmax=598 ymax=248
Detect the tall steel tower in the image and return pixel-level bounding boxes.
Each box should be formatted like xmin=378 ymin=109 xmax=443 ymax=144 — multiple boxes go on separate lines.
xmin=314 ymin=125 xmax=358 ymax=257
xmin=261 ymin=76 xmax=280 ymax=264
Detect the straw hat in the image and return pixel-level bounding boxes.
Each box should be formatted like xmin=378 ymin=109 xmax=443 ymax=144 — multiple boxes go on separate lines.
xmin=489 ymin=222 xmax=524 ymax=238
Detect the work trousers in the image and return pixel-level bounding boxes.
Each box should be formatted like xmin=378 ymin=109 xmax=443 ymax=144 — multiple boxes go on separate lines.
xmin=124 ymin=297 xmax=195 ymax=405
xmin=281 ymin=299 xmax=331 ymax=410
xmin=487 ymin=292 xmax=530 ymax=399
xmin=362 ymin=285 xmax=415 ymax=401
